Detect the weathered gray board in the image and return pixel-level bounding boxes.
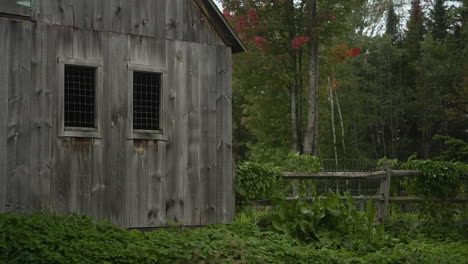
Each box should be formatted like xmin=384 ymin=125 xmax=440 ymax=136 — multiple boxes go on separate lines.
xmin=0 ymin=0 xmax=31 ymax=17
xmin=0 ymin=0 xmax=234 ymax=228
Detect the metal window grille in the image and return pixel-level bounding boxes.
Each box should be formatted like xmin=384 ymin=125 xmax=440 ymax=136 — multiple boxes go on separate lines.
xmin=64 ymin=65 xmax=96 ymax=128
xmin=133 ymin=71 xmax=161 ymax=131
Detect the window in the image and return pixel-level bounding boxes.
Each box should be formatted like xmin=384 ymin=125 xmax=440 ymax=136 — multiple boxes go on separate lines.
xmin=127 ymin=63 xmax=166 ymax=140
xmin=64 ymin=65 xmax=96 ymax=128
xmin=133 ymin=71 xmax=161 ymax=131
xmin=58 ymin=58 xmax=103 ymax=138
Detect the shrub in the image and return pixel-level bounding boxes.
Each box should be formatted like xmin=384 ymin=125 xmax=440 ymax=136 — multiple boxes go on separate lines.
xmin=0 ymin=213 xmax=467 ymax=264
xmin=234 ymin=162 xmax=281 ymax=205
xmin=282 ymin=153 xmax=322 ymax=173
xmin=262 ymin=192 xmax=389 ymax=252
xmin=400 ymin=159 xmax=467 ymax=222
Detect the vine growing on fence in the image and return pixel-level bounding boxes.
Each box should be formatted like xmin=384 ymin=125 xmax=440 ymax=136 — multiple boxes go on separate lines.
xmin=400 ymin=159 xmax=467 ymax=222
xmin=401 ymin=160 xmax=467 ymax=199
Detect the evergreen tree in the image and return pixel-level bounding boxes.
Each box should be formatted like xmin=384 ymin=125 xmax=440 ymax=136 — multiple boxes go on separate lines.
xmin=385 ymin=1 xmax=399 ymax=43
xmin=430 ymin=0 xmax=448 ymax=41
xmin=405 ymin=0 xmax=425 ymax=59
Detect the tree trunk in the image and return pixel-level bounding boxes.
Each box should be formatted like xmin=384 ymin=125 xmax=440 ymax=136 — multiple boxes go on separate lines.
xmin=289 ymin=0 xmax=300 ymax=153
xmin=304 ymin=0 xmax=319 ymax=156
xmin=329 ymin=79 xmax=338 ymax=166
xmin=332 ymin=70 xmax=346 ymax=155
xmin=298 ymin=49 xmax=304 ymax=153
xmin=291 ymin=82 xmax=299 ymax=152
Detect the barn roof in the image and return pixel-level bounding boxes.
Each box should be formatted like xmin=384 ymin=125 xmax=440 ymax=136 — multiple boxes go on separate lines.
xmin=196 ymin=0 xmax=246 ymax=53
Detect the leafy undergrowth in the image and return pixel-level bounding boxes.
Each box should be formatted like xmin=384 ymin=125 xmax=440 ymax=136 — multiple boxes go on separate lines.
xmin=1 ymin=214 xmax=468 ymax=264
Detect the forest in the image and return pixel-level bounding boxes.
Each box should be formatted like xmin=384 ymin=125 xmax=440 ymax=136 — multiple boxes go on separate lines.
xmin=219 ymin=0 xmax=467 ymax=164
xmin=1 ymin=1 xmax=468 ymax=263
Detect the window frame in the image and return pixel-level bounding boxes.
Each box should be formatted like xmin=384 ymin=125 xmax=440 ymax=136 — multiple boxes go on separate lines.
xmin=58 ymin=57 xmax=103 ymax=139
xmin=127 ymin=63 xmax=167 ymax=141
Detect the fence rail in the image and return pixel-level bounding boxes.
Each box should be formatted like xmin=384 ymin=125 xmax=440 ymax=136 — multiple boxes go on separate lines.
xmin=279 ymin=164 xmax=468 ymax=221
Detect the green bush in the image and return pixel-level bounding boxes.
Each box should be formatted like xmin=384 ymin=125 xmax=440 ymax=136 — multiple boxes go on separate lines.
xmin=1 ymin=213 xmax=467 ymax=264
xmin=282 ymin=153 xmax=322 ymax=173
xmin=235 ymin=162 xmax=281 ymax=205
xmin=401 ymin=159 xmax=466 ymax=199
xmin=261 ymin=192 xmax=389 ymax=252
xmin=398 ymin=159 xmax=467 ymax=222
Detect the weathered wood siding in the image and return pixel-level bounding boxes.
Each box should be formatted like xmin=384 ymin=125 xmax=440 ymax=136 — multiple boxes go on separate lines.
xmin=0 ymin=0 xmax=234 ymax=227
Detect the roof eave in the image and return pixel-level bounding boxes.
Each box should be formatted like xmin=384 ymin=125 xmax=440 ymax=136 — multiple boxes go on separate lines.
xmin=197 ymin=0 xmax=247 ymax=53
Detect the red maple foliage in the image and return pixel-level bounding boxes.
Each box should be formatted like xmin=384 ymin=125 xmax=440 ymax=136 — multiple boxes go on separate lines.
xmin=247 ymin=8 xmax=258 ymax=20
xmin=254 ymin=36 xmax=268 ymax=48
xmin=291 ymin=36 xmax=311 ymax=50
xmin=330 ymin=45 xmax=362 ymax=63
xmin=223 ymin=8 xmax=263 ymax=43
xmin=349 ymin=47 xmax=361 ymax=58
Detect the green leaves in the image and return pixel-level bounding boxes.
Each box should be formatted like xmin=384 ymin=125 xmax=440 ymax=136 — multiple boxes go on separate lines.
xmin=282 ymin=153 xmax=322 ymax=173
xmin=1 ymin=213 xmax=467 ymax=263
xmin=235 ymin=162 xmax=282 ymax=205
xmin=401 ymin=160 xmax=466 ymax=199
xmin=265 ymin=191 xmax=386 ymax=249
xmin=401 ymin=159 xmax=467 ymax=222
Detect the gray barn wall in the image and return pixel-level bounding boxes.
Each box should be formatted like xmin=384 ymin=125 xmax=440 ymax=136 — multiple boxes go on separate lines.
xmin=0 ymin=0 xmax=234 ymax=227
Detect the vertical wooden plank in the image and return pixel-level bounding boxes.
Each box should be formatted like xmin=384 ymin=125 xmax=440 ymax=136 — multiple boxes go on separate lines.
xmin=215 ymin=46 xmax=224 ymax=222
xmin=164 ymin=40 xmax=183 ymax=223
xmin=199 ymin=44 xmax=217 ymax=225
xmin=74 ymin=0 xmax=93 ymax=29
xmin=112 ymin=0 xmax=131 ymax=33
xmin=152 ymin=0 xmax=166 ymax=38
xmin=34 ymin=0 xmax=55 ymax=23
xmin=131 ymin=0 xmax=150 ymax=36
xmin=107 ymin=33 xmax=129 ymax=227
xmin=45 ymin=25 xmax=58 ymax=215
xmin=88 ymin=31 xmax=106 ymax=221
xmin=215 ymin=46 xmax=232 ymax=223
xmin=53 ymin=26 xmax=73 ymax=214
xmin=127 ymin=140 xmax=149 ymax=227
xmin=147 ymin=140 xmax=166 ymax=226
xmin=29 ymin=23 xmax=53 ymax=212
xmin=166 ymin=0 xmax=183 ymax=40
xmin=55 ymin=0 xmax=74 ymax=26
xmin=183 ymin=0 xmax=194 ymax=42
xmin=93 ymin=0 xmax=112 ymax=31
xmin=6 ymin=21 xmax=32 ymax=213
xmin=185 ymin=43 xmax=201 ymax=226
xmin=0 ymin=20 xmax=10 ymax=213
xmin=224 ymin=48 xmax=234 ymax=223
xmin=87 ymin=30 xmax=105 ymax=218
xmin=129 ymin=35 xmax=151 ymax=66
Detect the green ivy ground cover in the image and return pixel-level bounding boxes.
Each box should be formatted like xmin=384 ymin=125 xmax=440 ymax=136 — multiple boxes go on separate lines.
xmin=1 ymin=214 xmax=467 ymax=264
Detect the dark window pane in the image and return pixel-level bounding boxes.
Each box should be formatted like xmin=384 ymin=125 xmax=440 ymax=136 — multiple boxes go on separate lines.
xmin=64 ymin=65 xmax=96 ymax=128
xmin=133 ymin=71 xmax=161 ymax=130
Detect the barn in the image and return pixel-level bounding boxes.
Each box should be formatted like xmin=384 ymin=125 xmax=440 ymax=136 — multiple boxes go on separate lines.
xmin=0 ymin=0 xmax=245 ymax=228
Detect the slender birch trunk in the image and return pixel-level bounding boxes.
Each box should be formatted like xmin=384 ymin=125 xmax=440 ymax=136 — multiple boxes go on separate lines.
xmin=332 ymin=68 xmax=346 ymax=154
xmin=334 ymin=89 xmax=346 ymax=155
xmin=329 ymin=77 xmax=338 ymax=166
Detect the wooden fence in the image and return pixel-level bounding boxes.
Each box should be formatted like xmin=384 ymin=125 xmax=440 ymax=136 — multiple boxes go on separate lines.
xmin=280 ymin=164 xmax=468 ymax=221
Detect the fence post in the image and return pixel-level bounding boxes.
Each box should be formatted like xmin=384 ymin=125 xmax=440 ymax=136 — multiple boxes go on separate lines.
xmin=378 ymin=163 xmax=392 ymax=221
xmin=292 ymin=180 xmax=299 ymax=197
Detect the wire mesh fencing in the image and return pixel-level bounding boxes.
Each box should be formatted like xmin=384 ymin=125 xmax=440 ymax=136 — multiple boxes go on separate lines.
xmin=320 ymin=159 xmax=379 ymax=172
